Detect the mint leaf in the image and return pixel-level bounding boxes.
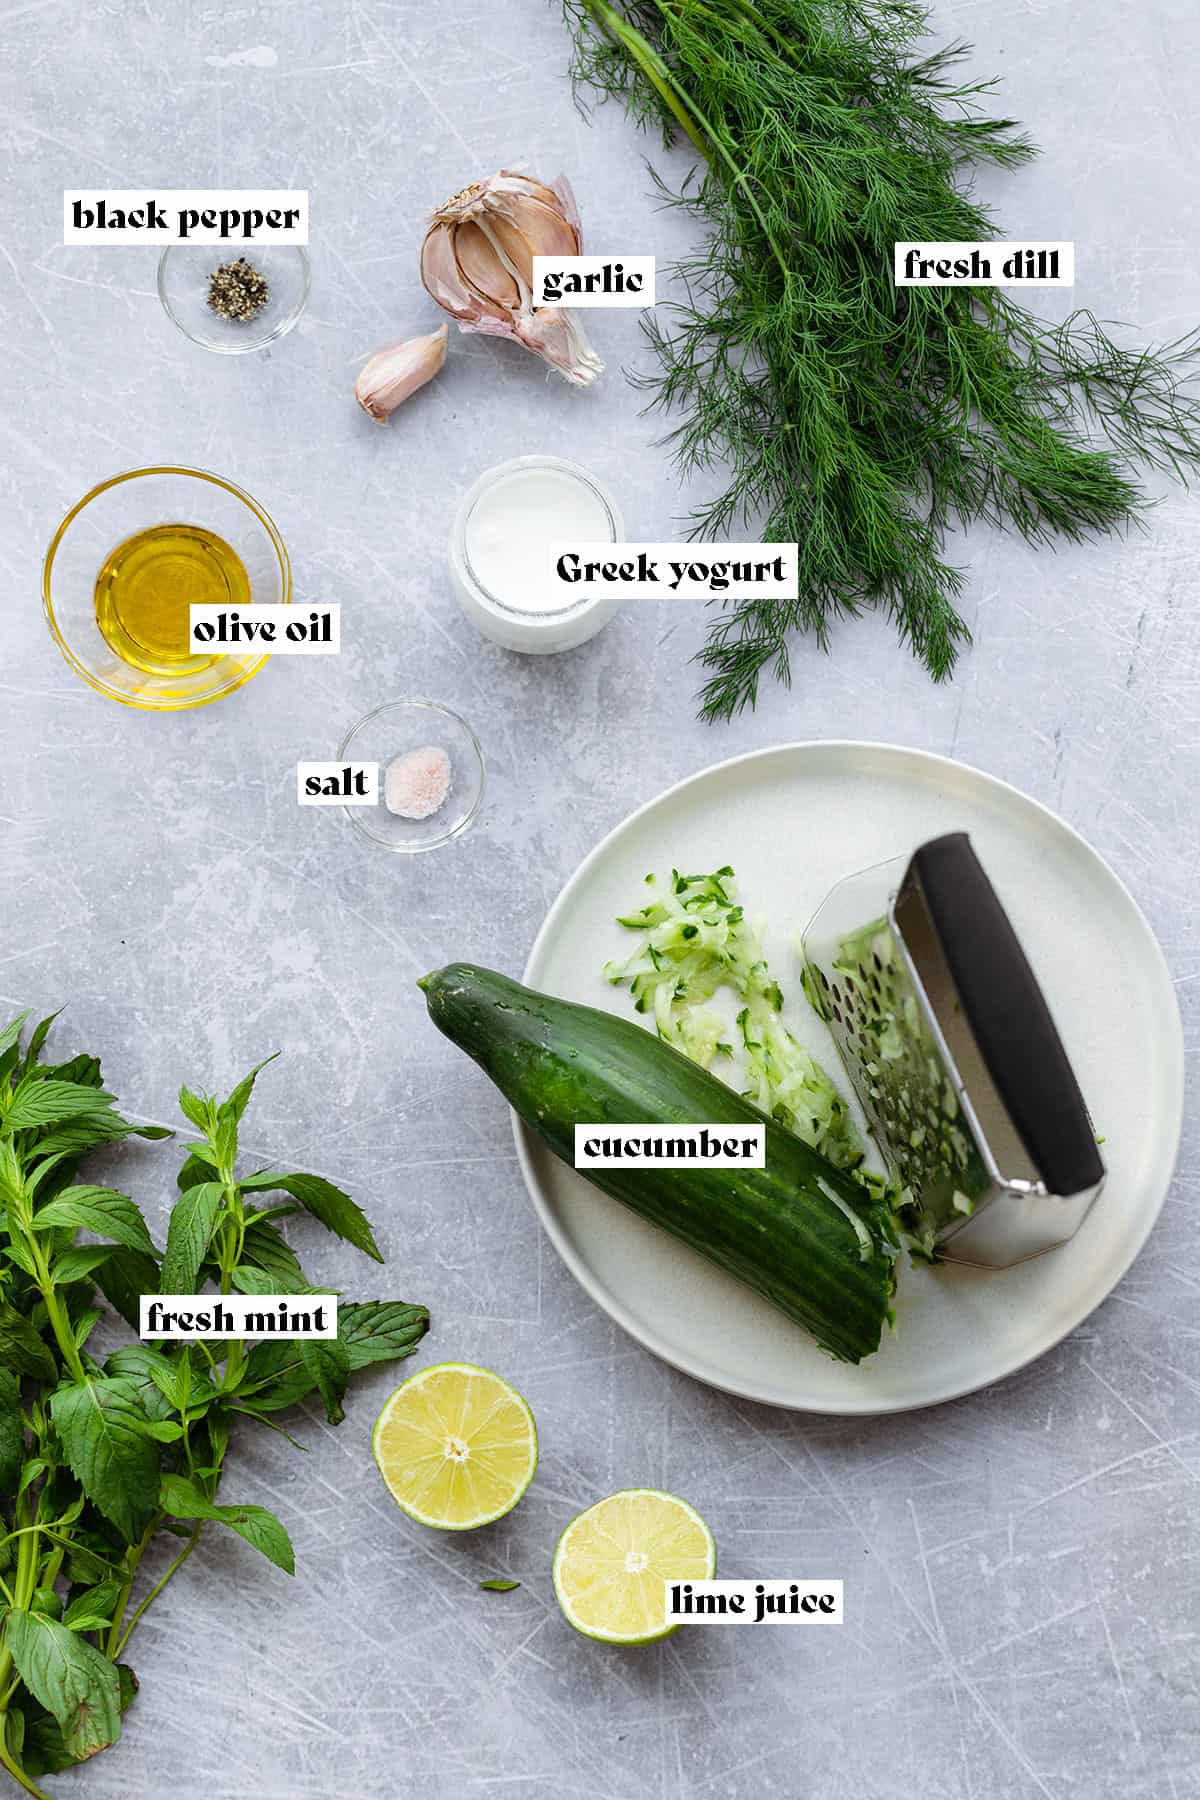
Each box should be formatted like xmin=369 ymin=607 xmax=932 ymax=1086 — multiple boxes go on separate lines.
xmin=181 ymin=1140 xmax=219 ymax=1169
xmin=25 ymin=1113 xmax=135 ymax=1161
xmin=231 ymin=1265 xmax=295 ymax=1297
xmin=177 ymin=1086 xmax=213 ymax=1135
xmin=5 ymin=1080 xmax=116 ymax=1131
xmin=104 ymin=1345 xmax=183 ymax=1421
xmin=23 ymin=1010 xmax=63 ymax=1069
xmin=224 ymin=1054 xmax=279 ymax=1125
xmin=215 ymin=1504 xmax=294 ymax=1573
xmin=95 ymin=1247 xmax=160 ymax=1331
xmin=2 ymin=1233 xmax=37 ymax=1277
xmin=21 ymin=1711 xmax=79 ymax=1779
xmin=0 ymin=1011 xmax=30 ymax=1081
xmin=18 ymin=1458 xmax=48 ymax=1496
xmin=0 ymin=1300 xmax=57 ymax=1382
xmin=213 ymin=1108 xmax=238 ymax=1173
xmin=239 ymin=1218 xmax=307 ymax=1289
xmin=236 ymin=1340 xmax=316 ymax=1413
xmin=338 ymin=1301 xmax=429 ymax=1371
xmin=135 ymin=1420 xmax=184 ymax=1443
xmin=299 ymin=1337 xmax=350 ymax=1425
xmin=160 ymin=1181 xmax=225 ymax=1292
xmin=50 ymin=1377 xmax=161 ymax=1542
xmin=5 ymin=1608 xmax=122 ymax=1761
xmin=36 ymin=1186 xmax=157 ymax=1258
xmin=479 ymin=1579 xmax=520 ymax=1591
xmin=159 ymin=1473 xmax=294 ymax=1574
xmin=176 ymin=1152 xmax=215 ymax=1192
xmin=0 ymin=1367 xmax=23 ymax=1495
xmin=71 ymin=1307 xmax=102 ymax=1349
xmin=245 ymin=1172 xmax=382 ymax=1262
xmin=52 ymin=1245 xmax=116 ymax=1285
xmin=63 ymin=1579 xmax=121 ymax=1633
xmin=37 ymin=1054 xmax=101 ymax=1089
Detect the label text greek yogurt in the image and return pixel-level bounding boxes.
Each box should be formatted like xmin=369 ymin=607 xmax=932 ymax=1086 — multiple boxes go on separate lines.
xmin=550 ymin=543 xmax=798 ymax=601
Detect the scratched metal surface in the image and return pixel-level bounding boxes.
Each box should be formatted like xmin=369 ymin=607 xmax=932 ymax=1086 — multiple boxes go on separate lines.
xmin=1 ymin=1 xmax=1198 ymax=1795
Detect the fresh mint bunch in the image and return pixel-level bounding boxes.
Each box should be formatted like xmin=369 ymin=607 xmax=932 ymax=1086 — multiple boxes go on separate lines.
xmin=0 ymin=1012 xmax=428 ymax=1796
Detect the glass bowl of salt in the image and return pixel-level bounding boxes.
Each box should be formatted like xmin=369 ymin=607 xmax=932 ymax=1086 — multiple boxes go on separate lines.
xmin=336 ymin=699 xmax=485 ymax=853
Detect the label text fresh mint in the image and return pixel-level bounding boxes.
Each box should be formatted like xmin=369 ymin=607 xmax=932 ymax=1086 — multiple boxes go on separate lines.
xmin=140 ymin=1294 xmax=337 ymax=1340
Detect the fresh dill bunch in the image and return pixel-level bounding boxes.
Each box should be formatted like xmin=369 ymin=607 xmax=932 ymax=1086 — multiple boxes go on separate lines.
xmin=563 ymin=0 xmax=1200 ymax=720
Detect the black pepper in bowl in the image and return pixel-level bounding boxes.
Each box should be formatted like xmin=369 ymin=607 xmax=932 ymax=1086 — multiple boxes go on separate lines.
xmin=206 ymin=257 xmax=270 ymax=323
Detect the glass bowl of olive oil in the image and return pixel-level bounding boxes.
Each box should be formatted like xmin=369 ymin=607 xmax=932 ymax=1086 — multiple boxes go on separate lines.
xmin=43 ymin=467 xmax=290 ymax=710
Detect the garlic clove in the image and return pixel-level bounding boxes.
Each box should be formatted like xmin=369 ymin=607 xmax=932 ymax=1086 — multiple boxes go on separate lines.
xmin=493 ymin=170 xmax=570 ymax=222
xmin=453 ymin=220 xmax=521 ymax=312
xmin=355 ymin=322 xmax=449 ymax=423
xmin=420 ymin=222 xmax=478 ymax=320
xmin=516 ymin=310 xmax=603 ymax=387
xmin=488 ymin=194 xmax=578 ymax=284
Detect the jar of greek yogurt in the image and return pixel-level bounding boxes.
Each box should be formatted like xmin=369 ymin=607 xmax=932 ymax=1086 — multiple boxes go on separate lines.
xmin=448 ymin=454 xmax=624 ymax=654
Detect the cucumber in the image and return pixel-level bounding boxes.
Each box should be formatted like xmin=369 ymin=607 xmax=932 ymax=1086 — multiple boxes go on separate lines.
xmin=420 ymin=964 xmax=898 ymax=1364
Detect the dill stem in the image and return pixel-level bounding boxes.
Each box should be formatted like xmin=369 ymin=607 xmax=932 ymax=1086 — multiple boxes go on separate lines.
xmin=725 ymin=0 xmax=806 ymax=69
xmin=578 ymin=0 xmax=707 ymax=152
xmin=578 ymin=0 xmax=793 ymax=284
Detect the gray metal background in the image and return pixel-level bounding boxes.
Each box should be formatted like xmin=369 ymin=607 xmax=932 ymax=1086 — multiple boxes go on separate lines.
xmin=2 ymin=1 xmax=1197 ymax=1794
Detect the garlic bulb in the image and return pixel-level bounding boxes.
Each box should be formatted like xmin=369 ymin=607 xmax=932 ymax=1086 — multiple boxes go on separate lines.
xmin=355 ymin=323 xmax=448 ymax=423
xmin=421 ymin=171 xmax=603 ymax=387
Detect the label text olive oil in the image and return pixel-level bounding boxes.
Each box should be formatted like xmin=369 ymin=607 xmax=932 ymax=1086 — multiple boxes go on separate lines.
xmin=94 ymin=523 xmax=251 ymax=673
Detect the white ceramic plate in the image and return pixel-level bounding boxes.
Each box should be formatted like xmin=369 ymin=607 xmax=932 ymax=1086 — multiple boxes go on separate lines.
xmin=515 ymin=742 xmax=1184 ymax=1414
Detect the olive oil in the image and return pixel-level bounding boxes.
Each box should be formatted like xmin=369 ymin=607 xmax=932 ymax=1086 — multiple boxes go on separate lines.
xmin=94 ymin=523 xmax=251 ymax=674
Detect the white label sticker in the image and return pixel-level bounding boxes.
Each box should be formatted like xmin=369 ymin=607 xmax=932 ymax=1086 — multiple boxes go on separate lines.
xmin=64 ymin=190 xmax=309 ymax=245
xmin=532 ymin=254 xmax=656 ymax=308
xmin=297 ymin=762 xmax=379 ymax=806
xmin=140 ymin=1293 xmax=337 ymax=1340
xmin=575 ymin=1124 xmax=766 ymax=1169
xmin=547 ymin=543 xmax=797 ymax=602
xmin=667 ymin=1580 xmax=844 ymax=1625
xmin=894 ymin=241 xmax=1074 ymax=286
xmin=189 ymin=605 xmax=339 ymax=654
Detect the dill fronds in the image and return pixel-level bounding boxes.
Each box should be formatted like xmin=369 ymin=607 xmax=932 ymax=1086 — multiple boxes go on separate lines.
xmin=564 ymin=0 xmax=1200 ymax=720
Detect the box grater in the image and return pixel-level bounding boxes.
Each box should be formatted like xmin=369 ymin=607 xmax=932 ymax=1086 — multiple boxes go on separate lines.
xmin=800 ymin=832 xmax=1105 ymax=1267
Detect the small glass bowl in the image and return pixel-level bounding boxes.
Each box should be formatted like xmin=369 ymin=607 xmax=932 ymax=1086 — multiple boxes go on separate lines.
xmin=337 ymin=700 xmax=485 ymax=854
xmin=43 ymin=465 xmax=290 ymax=711
xmin=158 ymin=245 xmax=310 ymax=354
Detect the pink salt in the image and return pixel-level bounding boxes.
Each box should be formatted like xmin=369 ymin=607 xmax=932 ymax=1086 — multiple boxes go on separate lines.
xmin=384 ymin=744 xmax=452 ymax=820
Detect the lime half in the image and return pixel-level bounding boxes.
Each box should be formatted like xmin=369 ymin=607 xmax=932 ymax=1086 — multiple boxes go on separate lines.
xmin=553 ymin=1488 xmax=716 ymax=1644
xmin=372 ymin=1362 xmax=537 ymax=1530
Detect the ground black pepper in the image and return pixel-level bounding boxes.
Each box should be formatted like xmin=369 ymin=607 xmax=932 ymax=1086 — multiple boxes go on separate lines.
xmin=206 ymin=257 xmax=270 ymax=323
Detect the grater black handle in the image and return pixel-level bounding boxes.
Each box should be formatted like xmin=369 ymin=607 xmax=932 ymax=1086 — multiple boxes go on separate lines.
xmin=908 ymin=833 xmax=1104 ymax=1197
